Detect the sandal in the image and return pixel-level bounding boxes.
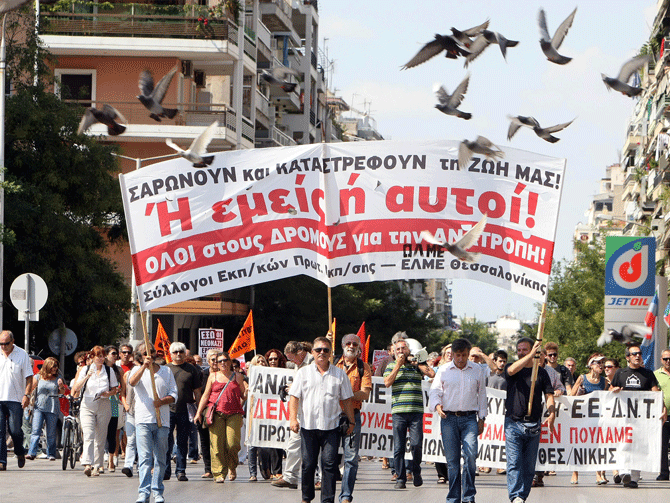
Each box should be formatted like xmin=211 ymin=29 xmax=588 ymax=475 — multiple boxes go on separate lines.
xmin=437 ymin=477 xmax=447 ymax=484
xmin=215 ymin=476 xmax=225 ymax=483
xmin=229 ymin=468 xmax=237 ymax=481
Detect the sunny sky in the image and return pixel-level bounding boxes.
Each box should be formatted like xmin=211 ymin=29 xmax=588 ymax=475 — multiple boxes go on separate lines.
xmin=319 ymin=0 xmax=657 ymax=323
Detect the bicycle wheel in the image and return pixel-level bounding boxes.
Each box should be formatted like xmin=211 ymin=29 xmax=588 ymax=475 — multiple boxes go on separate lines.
xmin=62 ymin=422 xmax=72 ymax=471
xmin=72 ymin=424 xmax=82 ymax=469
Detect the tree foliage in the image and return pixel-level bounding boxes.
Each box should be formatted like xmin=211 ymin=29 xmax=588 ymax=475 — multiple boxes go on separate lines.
xmin=252 ymin=277 xmax=440 ymax=354
xmin=542 ymin=240 xmax=625 ymax=374
xmin=424 ymin=317 xmax=499 ymax=355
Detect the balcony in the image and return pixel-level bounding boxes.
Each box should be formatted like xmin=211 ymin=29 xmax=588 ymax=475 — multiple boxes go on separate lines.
xmin=40 ymin=3 xmax=241 ymax=60
xmin=259 ymin=0 xmax=293 ymax=32
xmin=70 ymin=99 xmax=240 ymax=148
xmin=255 ymin=89 xmax=270 ymax=121
xmin=255 ymin=126 xmax=296 ymax=147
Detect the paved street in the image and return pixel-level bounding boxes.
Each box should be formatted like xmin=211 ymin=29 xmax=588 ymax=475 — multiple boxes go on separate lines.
xmin=3 ymin=453 xmax=670 ymax=503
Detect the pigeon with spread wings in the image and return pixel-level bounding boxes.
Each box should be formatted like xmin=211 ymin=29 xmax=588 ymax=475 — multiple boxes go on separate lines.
xmin=420 ymin=214 xmax=488 ymax=263
xmin=434 ymin=74 xmax=471 ymax=120
xmin=450 ymin=19 xmax=490 ymax=48
xmin=138 ymin=66 xmax=179 ymax=122
xmin=602 ymin=54 xmax=652 ymax=97
xmin=458 ymin=136 xmax=503 ymax=170
xmin=538 ymin=7 xmax=577 ymax=65
xmin=78 ymin=104 xmax=127 ymax=136
xmin=401 ymin=34 xmax=470 ymax=70
xmin=464 ymin=30 xmax=519 ymax=67
xmin=261 ymin=67 xmax=301 ymax=93
xmin=597 ymin=324 xmax=651 ymax=347
xmin=166 ymin=121 xmax=219 ymax=168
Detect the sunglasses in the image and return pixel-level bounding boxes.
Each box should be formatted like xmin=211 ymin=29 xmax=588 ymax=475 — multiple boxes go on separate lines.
xmin=629 ymin=351 xmax=642 ymax=356
xmin=171 ymin=350 xmax=185 ymax=354
xmin=268 ymin=357 xmax=279 ymax=361
xmin=345 ymin=341 xmax=359 ymax=347
xmin=218 ymin=358 xmax=230 ymax=363
xmin=0 ymin=342 xmax=11 ymax=346
xmin=663 ymin=358 xmax=670 ymax=362
xmin=314 ymin=347 xmax=331 ymax=354
xmin=546 ymin=353 xmax=557 ymax=357
xmin=109 ymin=352 xmax=118 ymax=356
xmin=121 ymin=350 xmax=131 ymax=354
xmin=604 ymin=365 xmax=614 ymax=368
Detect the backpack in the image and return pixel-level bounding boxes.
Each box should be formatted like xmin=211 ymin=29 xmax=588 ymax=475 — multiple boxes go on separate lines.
xmin=337 ymin=357 xmax=365 ymax=380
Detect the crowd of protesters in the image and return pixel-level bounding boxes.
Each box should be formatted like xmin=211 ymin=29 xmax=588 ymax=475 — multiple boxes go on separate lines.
xmin=2 ymin=327 xmax=670 ymax=503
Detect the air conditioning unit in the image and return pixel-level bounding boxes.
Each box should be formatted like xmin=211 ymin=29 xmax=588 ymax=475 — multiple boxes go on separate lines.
xmin=194 ymin=70 xmax=206 ymax=88
xmin=181 ymin=60 xmax=193 ymax=78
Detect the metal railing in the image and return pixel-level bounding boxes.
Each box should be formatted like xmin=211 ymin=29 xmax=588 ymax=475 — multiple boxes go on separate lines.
xmin=40 ymin=3 xmax=240 ymax=42
xmin=256 ymin=89 xmax=270 ymax=119
xmin=242 ymin=116 xmax=255 ymax=142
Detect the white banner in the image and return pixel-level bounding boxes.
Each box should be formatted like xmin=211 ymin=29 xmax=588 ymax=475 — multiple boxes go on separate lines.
xmin=246 ymin=368 xmax=662 ymax=471
xmin=119 ymin=140 xmax=566 ymax=311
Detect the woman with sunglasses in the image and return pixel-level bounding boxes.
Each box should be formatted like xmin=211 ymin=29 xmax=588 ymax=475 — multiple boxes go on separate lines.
xmin=263 ymin=349 xmax=287 ymax=480
xmin=197 ymin=349 xmax=221 ymax=479
xmin=195 ymin=351 xmax=248 ymax=483
xmin=25 ymin=357 xmax=65 ymax=461
xmin=569 ymin=353 xmax=607 ymax=485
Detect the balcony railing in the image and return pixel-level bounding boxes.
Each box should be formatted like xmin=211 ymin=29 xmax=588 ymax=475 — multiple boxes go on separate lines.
xmin=65 ymin=100 xmax=238 ymax=132
xmin=40 ymin=3 xmax=240 ymax=41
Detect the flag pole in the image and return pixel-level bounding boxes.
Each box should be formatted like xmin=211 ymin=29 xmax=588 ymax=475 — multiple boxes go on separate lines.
xmin=526 ymin=302 xmax=547 ymax=419
xmin=140 ymin=309 xmax=162 ymax=427
xmin=328 ymin=286 xmax=334 ymax=363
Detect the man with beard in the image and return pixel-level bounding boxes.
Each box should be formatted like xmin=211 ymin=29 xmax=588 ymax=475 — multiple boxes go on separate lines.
xmin=335 ymin=334 xmax=372 ymax=503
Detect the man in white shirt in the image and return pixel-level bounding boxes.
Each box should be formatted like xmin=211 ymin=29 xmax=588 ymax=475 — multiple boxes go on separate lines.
xmin=289 ymin=336 xmax=355 ymax=503
xmin=429 ymin=338 xmax=487 ymax=503
xmin=0 ymin=330 xmax=33 ymax=471
xmin=128 ymin=343 xmax=178 ymax=503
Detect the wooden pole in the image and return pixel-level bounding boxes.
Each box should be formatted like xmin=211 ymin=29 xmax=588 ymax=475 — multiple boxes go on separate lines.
xmin=328 ymin=286 xmax=334 ymax=363
xmin=526 ymin=303 xmax=547 ymax=419
xmin=140 ymin=310 xmax=162 ymax=427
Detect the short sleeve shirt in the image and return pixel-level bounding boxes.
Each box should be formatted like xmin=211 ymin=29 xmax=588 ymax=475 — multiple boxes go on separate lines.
xmin=611 ymin=366 xmax=658 ymax=391
xmin=504 ymin=365 xmax=553 ymax=422
xmin=0 ymin=345 xmax=33 ymax=402
xmin=384 ymin=364 xmax=424 ymax=414
xmin=167 ymin=362 xmax=202 ymax=413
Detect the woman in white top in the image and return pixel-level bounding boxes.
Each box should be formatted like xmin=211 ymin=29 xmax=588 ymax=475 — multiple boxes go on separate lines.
xmin=72 ymin=345 xmax=118 ymax=477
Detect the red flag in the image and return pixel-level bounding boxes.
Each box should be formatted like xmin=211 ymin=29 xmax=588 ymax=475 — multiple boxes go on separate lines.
xmin=363 ymin=334 xmax=370 ymax=363
xmin=229 ymin=310 xmax=256 ymax=359
xmin=154 ymin=319 xmax=172 ymax=363
xmin=356 ymin=322 xmax=366 ymax=347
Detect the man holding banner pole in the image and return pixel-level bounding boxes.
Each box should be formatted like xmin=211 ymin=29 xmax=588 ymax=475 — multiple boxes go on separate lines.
xmin=504 ymin=337 xmax=555 ymax=503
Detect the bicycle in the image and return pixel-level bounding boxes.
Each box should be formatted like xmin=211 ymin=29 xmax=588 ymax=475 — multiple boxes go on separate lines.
xmin=53 ymin=394 xmax=83 ymax=470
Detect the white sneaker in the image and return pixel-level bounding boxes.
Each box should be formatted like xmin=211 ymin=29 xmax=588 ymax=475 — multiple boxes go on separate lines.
xmin=512 ymin=498 xmax=525 ymax=503
xmin=37 ymin=453 xmax=48 ymax=459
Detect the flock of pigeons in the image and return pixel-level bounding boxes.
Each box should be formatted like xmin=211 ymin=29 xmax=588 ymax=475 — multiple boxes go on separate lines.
xmin=401 ymin=8 xmax=652 ymax=175
xmin=412 ymin=7 xmax=653 ymax=273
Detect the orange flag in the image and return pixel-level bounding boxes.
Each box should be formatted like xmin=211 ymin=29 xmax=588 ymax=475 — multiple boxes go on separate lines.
xmin=154 ymin=319 xmax=172 ymax=363
xmin=363 ymin=334 xmax=370 ymax=363
xmin=356 ymin=322 xmax=366 ymax=347
xmin=229 ymin=310 xmax=256 ymax=359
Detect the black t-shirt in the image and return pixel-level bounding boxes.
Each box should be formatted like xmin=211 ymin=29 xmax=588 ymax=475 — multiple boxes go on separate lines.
xmin=504 ymin=364 xmax=554 ymax=422
xmin=611 ymin=366 xmax=659 ymax=391
xmin=168 ymin=362 xmax=202 ymax=413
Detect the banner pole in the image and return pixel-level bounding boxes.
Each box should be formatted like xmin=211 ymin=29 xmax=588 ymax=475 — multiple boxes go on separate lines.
xmin=526 ymin=303 xmax=547 ymax=419
xmin=140 ymin=309 xmax=162 ymax=427
xmin=328 ymin=286 xmax=334 ymax=363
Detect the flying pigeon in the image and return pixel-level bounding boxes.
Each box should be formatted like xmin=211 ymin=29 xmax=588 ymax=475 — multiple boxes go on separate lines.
xmin=401 ymin=34 xmax=470 ymax=70
xmin=165 ymin=121 xmax=219 ymax=168
xmin=434 ymin=74 xmax=471 ymax=120
xmin=77 ymin=104 xmax=127 ymax=136
xmin=450 ymin=19 xmax=490 ymax=48
xmin=532 ymin=118 xmax=575 ymax=143
xmin=0 ymin=0 xmax=57 ymax=15
xmin=260 ymin=67 xmax=301 ymax=93
xmin=507 ymin=115 xmax=540 ymax=141
xmin=138 ymin=66 xmax=179 ymax=122
xmin=602 ymin=54 xmax=652 ymax=97
xmin=458 ymin=136 xmax=503 ymax=170
xmin=538 ymin=7 xmax=577 ymax=65
xmin=420 ymin=214 xmax=488 ymax=263
xmin=464 ymin=30 xmax=519 ymax=67
xmin=597 ymin=324 xmax=651 ymax=347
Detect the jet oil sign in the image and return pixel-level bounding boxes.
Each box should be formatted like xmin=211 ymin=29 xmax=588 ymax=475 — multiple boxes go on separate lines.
xmin=605 ymin=237 xmax=655 ymax=325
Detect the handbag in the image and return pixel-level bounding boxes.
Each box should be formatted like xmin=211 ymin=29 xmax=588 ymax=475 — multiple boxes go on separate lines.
xmin=205 ymin=372 xmax=234 ymax=427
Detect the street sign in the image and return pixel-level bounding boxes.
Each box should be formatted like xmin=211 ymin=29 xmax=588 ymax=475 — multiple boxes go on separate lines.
xmin=10 ymin=273 xmax=48 ymax=321
xmin=48 ymin=327 xmax=78 ymax=356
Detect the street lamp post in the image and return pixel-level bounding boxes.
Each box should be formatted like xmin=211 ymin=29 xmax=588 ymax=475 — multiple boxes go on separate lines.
xmin=111 ymin=152 xmax=177 ymax=343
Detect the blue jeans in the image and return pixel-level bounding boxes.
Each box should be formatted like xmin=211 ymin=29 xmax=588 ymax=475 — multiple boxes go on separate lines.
xmin=136 ymin=423 xmax=169 ymax=500
xmin=392 ymin=412 xmax=423 ymax=483
xmin=188 ymin=420 xmax=199 ymax=460
xmin=505 ymin=417 xmax=541 ymax=502
xmin=28 ymin=409 xmax=58 ymax=458
xmin=301 ymin=428 xmax=339 ymax=503
xmin=340 ymin=410 xmax=362 ymax=502
xmin=441 ymin=414 xmax=478 ymax=503
xmin=166 ymin=410 xmax=190 ymax=477
xmin=124 ymin=415 xmax=137 ymax=471
xmin=0 ymin=401 xmax=25 ymax=464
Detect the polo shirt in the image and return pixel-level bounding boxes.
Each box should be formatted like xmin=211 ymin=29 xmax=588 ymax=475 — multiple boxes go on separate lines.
xmin=384 ymin=363 xmax=424 ymax=414
xmin=654 ymin=368 xmax=670 ymax=411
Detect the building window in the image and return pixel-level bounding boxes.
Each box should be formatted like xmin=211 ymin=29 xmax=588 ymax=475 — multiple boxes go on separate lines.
xmin=54 ymin=69 xmax=96 ymax=107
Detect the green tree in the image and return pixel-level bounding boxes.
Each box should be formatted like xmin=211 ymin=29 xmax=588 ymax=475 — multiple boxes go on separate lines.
xmin=252 ymin=277 xmax=440 ymax=354
xmin=425 ymin=317 xmax=498 ymax=355
xmin=3 ymin=86 xmax=129 ymax=356
xmin=542 ymin=240 xmax=625 ymax=374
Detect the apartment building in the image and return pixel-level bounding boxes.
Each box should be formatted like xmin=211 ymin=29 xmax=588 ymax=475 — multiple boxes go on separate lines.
xmin=37 ymin=0 xmax=328 ymax=345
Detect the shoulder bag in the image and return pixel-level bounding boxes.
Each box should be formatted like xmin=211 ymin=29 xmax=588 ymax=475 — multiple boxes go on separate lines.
xmin=204 ymin=372 xmax=235 ymax=427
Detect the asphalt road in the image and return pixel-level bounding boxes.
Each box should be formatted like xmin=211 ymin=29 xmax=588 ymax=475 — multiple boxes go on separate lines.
xmin=2 ymin=453 xmax=669 ymax=503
